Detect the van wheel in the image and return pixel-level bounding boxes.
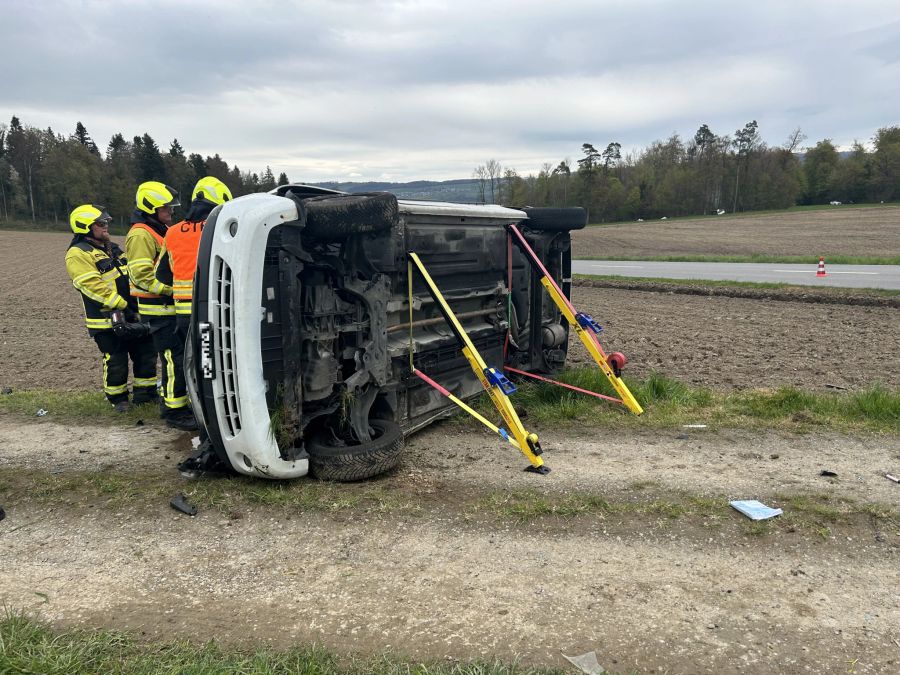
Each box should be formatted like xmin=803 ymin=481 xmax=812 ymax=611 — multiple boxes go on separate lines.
xmin=307 ymin=419 xmax=404 ymax=481
xmin=522 ymin=207 xmax=588 ymax=231
xmin=302 ymin=192 xmax=398 ymax=242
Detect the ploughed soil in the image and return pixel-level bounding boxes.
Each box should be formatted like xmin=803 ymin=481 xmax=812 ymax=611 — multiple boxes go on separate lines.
xmin=1 ymin=227 xmax=899 ymax=673
xmin=572 ymin=205 xmax=900 ymax=259
xmin=0 ymin=230 xmax=898 ymax=394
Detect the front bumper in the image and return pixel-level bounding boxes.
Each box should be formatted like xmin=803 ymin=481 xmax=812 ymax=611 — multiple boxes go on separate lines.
xmin=187 ymin=194 xmax=308 ymax=479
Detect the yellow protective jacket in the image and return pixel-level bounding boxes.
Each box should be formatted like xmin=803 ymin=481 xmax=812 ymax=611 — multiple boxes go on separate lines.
xmin=64 ymin=237 xmax=132 ymax=335
xmin=125 ymin=213 xmax=174 ymax=317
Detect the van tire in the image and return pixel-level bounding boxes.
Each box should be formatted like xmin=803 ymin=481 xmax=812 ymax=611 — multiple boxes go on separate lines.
xmin=523 ymin=207 xmax=588 ymax=231
xmin=308 ymin=419 xmax=404 ymax=481
xmin=302 ymin=193 xmax=398 ymax=242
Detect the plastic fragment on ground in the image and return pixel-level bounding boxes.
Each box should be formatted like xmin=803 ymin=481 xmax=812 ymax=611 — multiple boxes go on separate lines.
xmin=885 ymin=473 xmax=900 ymax=484
xmin=682 ymin=424 xmax=707 ymax=429
xmin=730 ymin=499 xmax=783 ymax=520
xmin=562 ymin=651 xmax=605 ymax=674
xmin=36 ymin=408 xmax=48 ymax=417
xmin=170 ymin=493 xmax=198 ymax=516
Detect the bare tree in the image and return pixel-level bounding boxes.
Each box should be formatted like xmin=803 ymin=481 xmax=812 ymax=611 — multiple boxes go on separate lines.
xmin=472 ymin=165 xmax=487 ymax=203
xmin=485 ymin=159 xmax=502 ymax=204
xmin=783 ymin=127 xmax=806 ymax=153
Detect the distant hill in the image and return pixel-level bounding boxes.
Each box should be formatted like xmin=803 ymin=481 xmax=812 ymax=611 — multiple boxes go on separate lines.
xmin=313 ymin=178 xmax=486 ymax=203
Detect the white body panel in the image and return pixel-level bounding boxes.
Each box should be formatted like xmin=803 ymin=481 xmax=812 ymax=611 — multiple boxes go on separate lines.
xmin=202 ymin=194 xmax=308 ymax=479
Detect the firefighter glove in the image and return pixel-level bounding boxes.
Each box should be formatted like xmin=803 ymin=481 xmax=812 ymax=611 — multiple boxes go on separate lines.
xmin=111 ymin=310 xmax=151 ymax=340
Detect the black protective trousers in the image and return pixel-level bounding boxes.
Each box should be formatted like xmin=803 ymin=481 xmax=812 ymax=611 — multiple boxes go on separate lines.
xmin=148 ymin=315 xmax=189 ymax=414
xmin=93 ymin=330 xmax=158 ymax=404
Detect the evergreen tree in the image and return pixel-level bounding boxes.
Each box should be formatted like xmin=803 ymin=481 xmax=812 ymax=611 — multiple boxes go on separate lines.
xmin=260 ymin=165 xmax=276 ymax=192
xmin=73 ymin=122 xmax=100 ymax=155
xmin=731 ymin=120 xmax=760 ymax=212
xmin=187 ymin=153 xmax=207 ymax=184
xmin=277 ymin=171 xmax=289 ymax=186
xmin=134 ymin=132 xmax=166 ymax=182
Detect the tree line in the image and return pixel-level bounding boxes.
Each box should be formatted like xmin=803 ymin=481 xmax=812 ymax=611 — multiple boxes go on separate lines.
xmin=1 ymin=115 xmax=899 ymax=229
xmin=475 ymin=122 xmax=900 ymax=221
xmin=0 ymin=116 xmax=289 ymax=228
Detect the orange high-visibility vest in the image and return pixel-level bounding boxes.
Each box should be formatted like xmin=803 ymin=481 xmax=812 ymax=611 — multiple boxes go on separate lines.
xmin=166 ymin=219 xmax=205 ymax=315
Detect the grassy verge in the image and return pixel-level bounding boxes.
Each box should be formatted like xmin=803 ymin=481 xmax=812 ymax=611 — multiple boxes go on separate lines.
xmin=4 ymin=463 xmax=897 ymax=544
xmin=0 ymin=465 xmax=421 ymax=517
xmin=484 ymin=370 xmax=900 ymax=434
xmin=0 ymin=389 xmax=158 ymax=425
xmin=573 ymin=273 xmax=900 ymax=298
xmin=475 ymin=487 xmax=898 ymax=537
xmin=0 ymin=611 xmax=566 ymax=675
xmin=4 ymin=371 xmax=899 ymax=434
xmin=574 ymin=253 xmax=900 ymax=265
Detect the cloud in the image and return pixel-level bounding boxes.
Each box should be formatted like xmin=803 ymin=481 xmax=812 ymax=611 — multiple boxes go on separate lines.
xmin=3 ymin=0 xmax=900 ymax=180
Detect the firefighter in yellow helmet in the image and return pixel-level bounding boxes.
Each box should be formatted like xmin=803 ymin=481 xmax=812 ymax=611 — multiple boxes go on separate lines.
xmin=65 ymin=204 xmax=157 ymax=412
xmin=126 ymin=181 xmax=197 ymax=431
xmin=155 ymin=176 xmax=232 ymax=337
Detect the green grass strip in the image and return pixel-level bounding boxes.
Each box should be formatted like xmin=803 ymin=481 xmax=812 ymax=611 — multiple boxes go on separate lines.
xmin=0 ymin=389 xmax=157 ymax=425
xmin=476 ymin=487 xmax=898 ymax=534
xmin=0 ymin=611 xmax=565 ymax=675
xmin=573 ymin=273 xmax=900 ymax=294
xmin=476 ymin=370 xmax=900 ymax=434
xmin=4 ymin=373 xmax=899 ymax=434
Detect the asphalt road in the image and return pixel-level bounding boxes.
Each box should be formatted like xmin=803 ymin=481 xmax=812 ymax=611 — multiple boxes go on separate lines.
xmin=571 ymin=260 xmax=900 ymax=290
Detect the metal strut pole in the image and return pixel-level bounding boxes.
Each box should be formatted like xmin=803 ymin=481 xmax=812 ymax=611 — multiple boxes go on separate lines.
xmin=506 ymin=223 xmax=644 ymax=415
xmin=407 ymin=251 xmax=548 ymax=472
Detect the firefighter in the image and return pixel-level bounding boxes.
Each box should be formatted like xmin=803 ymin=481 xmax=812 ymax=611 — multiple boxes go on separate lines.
xmin=156 ymin=177 xmax=234 ymax=472
xmin=65 ymin=204 xmax=157 ymax=412
xmin=155 ymin=176 xmax=232 ymax=339
xmin=126 ymin=181 xmax=197 ymax=431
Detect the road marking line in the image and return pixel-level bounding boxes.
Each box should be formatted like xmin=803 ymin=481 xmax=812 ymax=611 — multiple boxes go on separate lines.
xmin=586 ymin=264 xmax=644 ymax=268
xmin=771 ymin=270 xmax=878 ymax=275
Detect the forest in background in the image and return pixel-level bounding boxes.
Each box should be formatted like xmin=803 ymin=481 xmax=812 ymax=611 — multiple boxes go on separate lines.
xmin=1 ymin=115 xmax=899 ymax=227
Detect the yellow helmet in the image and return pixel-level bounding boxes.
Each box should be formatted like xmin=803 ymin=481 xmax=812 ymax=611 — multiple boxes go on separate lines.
xmin=192 ymin=176 xmax=233 ymax=206
xmin=136 ymin=181 xmax=180 ymax=214
xmin=70 ymin=204 xmax=112 ymax=235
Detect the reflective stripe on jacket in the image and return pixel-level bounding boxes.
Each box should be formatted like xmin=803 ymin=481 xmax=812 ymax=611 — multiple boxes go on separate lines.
xmin=125 ymin=222 xmax=174 ymax=316
xmin=64 ymin=239 xmax=132 ymax=335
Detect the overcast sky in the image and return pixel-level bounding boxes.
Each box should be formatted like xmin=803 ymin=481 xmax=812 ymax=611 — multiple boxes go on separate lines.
xmin=2 ymin=0 xmax=899 ymax=182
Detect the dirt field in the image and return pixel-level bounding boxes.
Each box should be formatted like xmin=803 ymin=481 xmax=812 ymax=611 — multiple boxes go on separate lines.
xmin=0 ymin=230 xmax=898 ymax=393
xmin=1 ymin=226 xmax=899 ymax=673
xmin=573 ymin=205 xmax=900 ymax=259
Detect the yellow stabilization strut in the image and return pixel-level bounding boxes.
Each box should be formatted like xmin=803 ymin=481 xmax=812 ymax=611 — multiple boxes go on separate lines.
xmin=407 ymin=252 xmax=546 ymax=471
xmin=507 ymin=223 xmax=643 ymax=415
xmin=540 ymin=279 xmax=643 ymax=415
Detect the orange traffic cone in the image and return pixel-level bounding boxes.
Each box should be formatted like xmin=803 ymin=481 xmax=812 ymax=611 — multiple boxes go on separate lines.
xmin=816 ymin=257 xmax=827 ymax=277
